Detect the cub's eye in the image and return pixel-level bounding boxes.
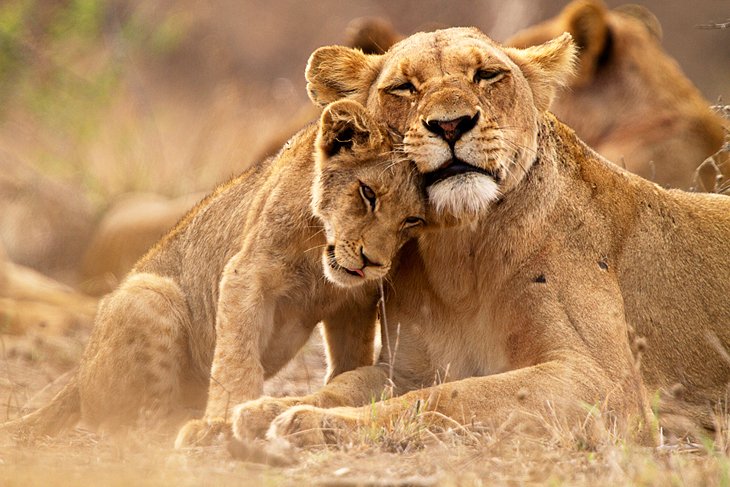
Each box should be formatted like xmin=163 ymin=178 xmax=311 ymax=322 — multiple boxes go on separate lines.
xmin=401 ymin=216 xmax=426 ymax=229
xmin=388 ymin=81 xmax=417 ymax=96
xmin=473 ymin=69 xmax=505 ymax=84
xmin=359 ymin=182 xmax=377 ymax=211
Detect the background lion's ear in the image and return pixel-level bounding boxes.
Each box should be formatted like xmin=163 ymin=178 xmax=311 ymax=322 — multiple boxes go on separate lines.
xmin=563 ymin=0 xmax=610 ymax=86
xmin=317 ymin=100 xmax=380 ymax=159
xmin=306 ymin=46 xmax=384 ymax=107
xmin=345 ymin=17 xmax=402 ymax=55
xmin=505 ymin=33 xmax=578 ymax=112
xmin=615 ymin=4 xmax=663 ymax=41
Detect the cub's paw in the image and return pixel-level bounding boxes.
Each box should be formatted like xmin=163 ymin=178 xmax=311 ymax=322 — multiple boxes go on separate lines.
xmin=174 ymin=418 xmax=231 ymax=448
xmin=231 ymin=396 xmax=302 ymax=441
xmin=267 ymin=405 xmax=359 ymax=448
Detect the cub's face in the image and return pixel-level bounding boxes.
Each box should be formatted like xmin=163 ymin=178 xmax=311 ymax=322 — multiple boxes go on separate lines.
xmin=306 ymin=27 xmax=576 ymax=221
xmin=312 ymin=100 xmax=426 ymax=288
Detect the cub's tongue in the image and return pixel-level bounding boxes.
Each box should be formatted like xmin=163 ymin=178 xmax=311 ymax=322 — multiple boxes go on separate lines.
xmin=346 ymin=268 xmax=365 ymax=277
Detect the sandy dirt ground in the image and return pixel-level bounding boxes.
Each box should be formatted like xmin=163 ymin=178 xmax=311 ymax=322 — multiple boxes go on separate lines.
xmin=1 ymin=328 xmax=728 ymax=487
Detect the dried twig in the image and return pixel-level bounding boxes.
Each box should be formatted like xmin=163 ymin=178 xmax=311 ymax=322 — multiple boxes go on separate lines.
xmin=697 ymin=20 xmax=730 ymax=30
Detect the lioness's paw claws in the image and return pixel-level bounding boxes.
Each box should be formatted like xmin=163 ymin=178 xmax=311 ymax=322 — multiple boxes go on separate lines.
xmin=231 ymin=396 xmax=300 ymax=441
xmin=174 ymin=418 xmax=231 ymax=448
xmin=267 ymin=405 xmax=352 ymax=448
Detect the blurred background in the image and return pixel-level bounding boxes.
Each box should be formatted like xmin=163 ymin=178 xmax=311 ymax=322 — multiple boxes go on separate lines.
xmin=1 ymin=0 xmax=727 ymax=203
xmin=0 ymin=0 xmax=727 ymax=292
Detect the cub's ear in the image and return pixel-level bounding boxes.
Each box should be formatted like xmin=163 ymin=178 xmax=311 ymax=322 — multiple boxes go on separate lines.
xmin=505 ymin=32 xmax=578 ymax=112
xmin=317 ymin=100 xmax=382 ymax=160
xmin=306 ymin=46 xmax=384 ymax=107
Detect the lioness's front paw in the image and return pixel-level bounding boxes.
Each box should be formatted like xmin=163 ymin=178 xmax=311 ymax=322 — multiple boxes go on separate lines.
xmin=231 ymin=396 xmax=302 ymax=441
xmin=267 ymin=405 xmax=359 ymax=448
xmin=174 ymin=418 xmax=231 ymax=448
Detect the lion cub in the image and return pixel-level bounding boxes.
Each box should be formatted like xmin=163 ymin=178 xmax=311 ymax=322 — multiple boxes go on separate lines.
xmin=6 ymin=100 xmax=425 ymax=443
xmin=175 ymin=100 xmax=426 ymax=446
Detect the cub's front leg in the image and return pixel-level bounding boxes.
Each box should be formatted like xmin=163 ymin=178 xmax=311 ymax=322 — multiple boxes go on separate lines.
xmin=230 ymin=297 xmax=382 ymax=442
xmin=176 ymin=252 xmax=275 ymax=448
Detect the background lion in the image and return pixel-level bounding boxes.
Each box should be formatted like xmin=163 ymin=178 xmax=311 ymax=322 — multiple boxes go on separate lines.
xmin=0 ymin=154 xmax=95 ymax=284
xmin=506 ymin=0 xmax=728 ymax=189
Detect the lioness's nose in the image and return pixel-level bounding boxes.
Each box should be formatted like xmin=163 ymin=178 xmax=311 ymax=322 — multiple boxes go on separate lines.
xmin=423 ymin=112 xmax=480 ymax=144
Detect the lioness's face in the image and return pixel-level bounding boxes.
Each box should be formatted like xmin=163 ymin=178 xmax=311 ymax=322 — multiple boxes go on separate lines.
xmin=307 ymin=28 xmax=576 ymax=220
xmin=312 ymin=100 xmax=426 ymax=288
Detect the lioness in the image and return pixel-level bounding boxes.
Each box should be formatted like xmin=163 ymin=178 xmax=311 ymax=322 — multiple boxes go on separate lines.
xmin=229 ymin=28 xmax=730 ymax=448
xmin=3 ymin=100 xmax=426 ymax=439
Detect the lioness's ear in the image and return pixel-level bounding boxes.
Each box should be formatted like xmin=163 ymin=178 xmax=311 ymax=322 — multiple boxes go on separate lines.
xmin=317 ymin=100 xmax=381 ymax=160
xmin=562 ymin=0 xmax=609 ymax=85
xmin=306 ymin=46 xmax=384 ymax=107
xmin=505 ymin=32 xmax=578 ymax=112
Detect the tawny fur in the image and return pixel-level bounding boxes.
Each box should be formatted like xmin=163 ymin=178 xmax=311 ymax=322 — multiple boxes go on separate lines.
xmin=0 ymin=240 xmax=97 ymax=339
xmin=0 ymin=154 xmax=94 ymax=284
xmin=1 ymin=100 xmax=425 ymax=444
xmin=230 ymin=27 xmax=730 ymax=449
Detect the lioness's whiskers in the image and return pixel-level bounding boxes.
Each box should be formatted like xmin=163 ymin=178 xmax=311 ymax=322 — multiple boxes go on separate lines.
xmin=303 ymin=228 xmax=326 ymax=240
xmin=501 ymin=138 xmax=539 ymax=157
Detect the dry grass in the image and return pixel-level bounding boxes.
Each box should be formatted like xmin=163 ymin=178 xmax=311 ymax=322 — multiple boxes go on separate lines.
xmin=3 ymin=411 xmax=730 ymax=486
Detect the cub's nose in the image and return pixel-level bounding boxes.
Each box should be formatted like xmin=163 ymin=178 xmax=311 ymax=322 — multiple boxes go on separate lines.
xmin=423 ymin=112 xmax=480 ymax=144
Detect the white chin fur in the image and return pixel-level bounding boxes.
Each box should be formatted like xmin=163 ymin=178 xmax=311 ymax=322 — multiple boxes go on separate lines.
xmin=427 ymin=173 xmax=500 ymax=218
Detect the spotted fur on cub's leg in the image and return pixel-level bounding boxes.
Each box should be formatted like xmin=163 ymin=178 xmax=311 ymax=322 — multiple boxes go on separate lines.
xmin=78 ymin=273 xmax=196 ymax=431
